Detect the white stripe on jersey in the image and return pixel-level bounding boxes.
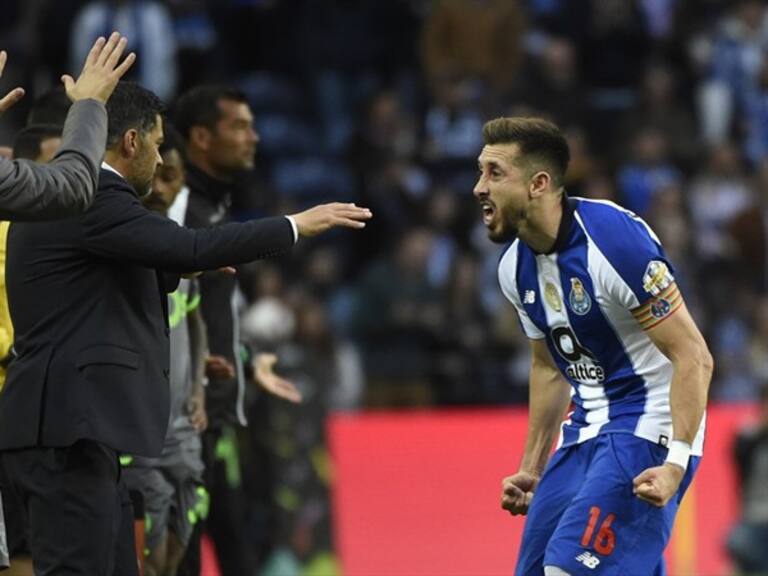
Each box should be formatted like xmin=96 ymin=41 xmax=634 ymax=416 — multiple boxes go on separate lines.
xmin=498 ymin=241 xmax=545 ymax=340
xmin=534 ymin=253 xmax=610 ymax=444
xmin=574 ymin=211 xmax=705 ymax=455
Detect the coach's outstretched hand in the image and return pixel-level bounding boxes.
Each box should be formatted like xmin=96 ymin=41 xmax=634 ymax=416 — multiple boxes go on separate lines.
xmin=290 ymin=202 xmax=372 ymax=238
xmin=632 ymin=463 xmax=684 ymax=507
xmin=61 ymin=32 xmax=136 ymax=104
xmin=0 ymin=51 xmax=25 ymax=116
xmin=501 ymin=471 xmax=539 ymax=516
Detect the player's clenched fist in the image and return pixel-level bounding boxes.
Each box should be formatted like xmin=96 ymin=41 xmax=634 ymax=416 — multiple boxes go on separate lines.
xmin=632 ymin=463 xmax=684 ymax=507
xmin=61 ymin=32 xmax=136 ymax=104
xmin=501 ymin=472 xmax=539 ymax=516
xmin=290 ymin=202 xmax=372 ymax=237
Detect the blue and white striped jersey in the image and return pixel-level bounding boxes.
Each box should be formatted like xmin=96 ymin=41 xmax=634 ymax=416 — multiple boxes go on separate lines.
xmin=499 ymin=197 xmax=705 ymax=455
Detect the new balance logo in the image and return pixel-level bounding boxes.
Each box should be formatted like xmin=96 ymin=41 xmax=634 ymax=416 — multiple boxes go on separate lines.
xmin=575 ymin=551 xmax=601 ymax=569
xmin=523 ymin=290 xmax=536 ymax=304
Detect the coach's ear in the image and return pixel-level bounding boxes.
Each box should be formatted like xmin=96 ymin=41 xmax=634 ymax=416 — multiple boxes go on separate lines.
xmin=121 ymin=128 xmax=140 ymax=159
xmin=529 ymin=170 xmax=551 ymax=199
xmin=189 ymin=125 xmax=211 ymax=153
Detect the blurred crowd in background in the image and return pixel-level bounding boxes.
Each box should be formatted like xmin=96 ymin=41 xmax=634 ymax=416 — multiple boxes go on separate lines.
xmin=3 ymin=0 xmax=768 ymax=573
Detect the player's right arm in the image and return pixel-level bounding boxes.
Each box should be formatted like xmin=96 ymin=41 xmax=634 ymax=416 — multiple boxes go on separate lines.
xmin=501 ymin=338 xmax=571 ymax=516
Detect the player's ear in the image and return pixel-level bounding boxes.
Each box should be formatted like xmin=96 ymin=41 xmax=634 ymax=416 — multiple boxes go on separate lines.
xmin=190 ymin=125 xmax=211 ymax=153
xmin=529 ymin=170 xmax=551 ymax=199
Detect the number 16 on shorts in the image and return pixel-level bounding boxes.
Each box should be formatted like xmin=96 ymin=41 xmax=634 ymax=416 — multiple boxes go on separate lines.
xmin=581 ymin=506 xmax=616 ymax=555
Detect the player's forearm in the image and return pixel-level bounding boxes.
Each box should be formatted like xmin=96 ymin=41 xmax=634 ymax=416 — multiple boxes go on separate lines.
xmin=520 ymin=361 xmax=571 ymax=476
xmin=669 ymin=344 xmax=713 ymax=444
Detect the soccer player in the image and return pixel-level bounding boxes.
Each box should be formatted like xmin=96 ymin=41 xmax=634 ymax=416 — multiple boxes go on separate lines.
xmin=474 ymin=118 xmax=712 ymax=575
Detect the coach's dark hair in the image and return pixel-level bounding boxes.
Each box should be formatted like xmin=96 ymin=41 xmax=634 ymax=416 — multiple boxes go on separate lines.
xmin=27 ymin=86 xmax=71 ymax=127
xmin=173 ymin=85 xmax=249 ymax=141
xmin=482 ymin=117 xmax=570 ymax=188
xmin=13 ymin=124 xmax=63 ymax=161
xmin=159 ymin=122 xmax=185 ymax=161
xmin=105 ymin=81 xmax=164 ymax=148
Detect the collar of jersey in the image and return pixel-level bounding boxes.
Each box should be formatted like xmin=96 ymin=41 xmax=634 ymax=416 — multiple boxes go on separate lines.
xmin=537 ymin=194 xmax=576 ymax=256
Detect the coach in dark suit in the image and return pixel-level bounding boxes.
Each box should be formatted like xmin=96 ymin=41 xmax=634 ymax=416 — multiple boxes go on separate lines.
xmin=0 ymin=81 xmax=370 ymax=575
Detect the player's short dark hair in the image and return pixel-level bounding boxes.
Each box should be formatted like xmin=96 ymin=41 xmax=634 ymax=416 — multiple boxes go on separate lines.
xmin=13 ymin=124 xmax=63 ymax=161
xmin=482 ymin=117 xmax=570 ymax=187
xmin=105 ymin=81 xmax=164 ymax=148
xmin=173 ymin=85 xmax=249 ymax=141
xmin=27 ymin=86 xmax=71 ymax=127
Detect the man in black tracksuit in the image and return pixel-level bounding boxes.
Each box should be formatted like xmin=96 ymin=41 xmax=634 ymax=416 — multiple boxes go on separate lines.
xmin=174 ymin=85 xmax=359 ymax=575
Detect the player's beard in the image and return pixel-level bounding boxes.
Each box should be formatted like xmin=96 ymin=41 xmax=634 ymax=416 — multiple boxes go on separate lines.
xmin=488 ymin=207 xmax=524 ymax=244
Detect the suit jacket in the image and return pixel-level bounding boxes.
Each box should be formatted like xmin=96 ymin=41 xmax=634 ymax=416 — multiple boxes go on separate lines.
xmin=0 ymin=99 xmax=106 ymax=220
xmin=0 ymin=169 xmax=294 ymax=456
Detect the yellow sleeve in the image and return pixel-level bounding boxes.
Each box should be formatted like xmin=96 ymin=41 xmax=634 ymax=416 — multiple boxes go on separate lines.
xmin=0 ymin=222 xmax=13 ymax=389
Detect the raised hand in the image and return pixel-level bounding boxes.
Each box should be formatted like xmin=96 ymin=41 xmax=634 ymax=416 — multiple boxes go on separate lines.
xmin=290 ymin=202 xmax=372 ymax=238
xmin=253 ymin=353 xmax=302 ymax=404
xmin=61 ymin=32 xmax=136 ymax=104
xmin=0 ymin=51 xmax=25 ymax=116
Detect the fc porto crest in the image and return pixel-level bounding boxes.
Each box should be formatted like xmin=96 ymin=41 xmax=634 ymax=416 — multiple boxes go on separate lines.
xmin=568 ymin=277 xmax=592 ymax=315
xmin=650 ymin=298 xmax=671 ymax=319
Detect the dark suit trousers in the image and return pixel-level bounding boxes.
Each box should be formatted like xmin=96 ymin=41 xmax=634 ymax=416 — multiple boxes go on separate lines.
xmin=0 ymin=440 xmax=138 ymax=576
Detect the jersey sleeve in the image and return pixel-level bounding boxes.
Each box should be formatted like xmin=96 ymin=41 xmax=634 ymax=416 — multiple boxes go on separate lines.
xmin=498 ymin=246 xmax=546 ymax=340
xmin=581 ymin=204 xmax=682 ymax=329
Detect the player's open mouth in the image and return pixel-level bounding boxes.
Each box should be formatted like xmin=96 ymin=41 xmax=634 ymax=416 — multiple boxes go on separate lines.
xmin=480 ymin=201 xmax=496 ymax=225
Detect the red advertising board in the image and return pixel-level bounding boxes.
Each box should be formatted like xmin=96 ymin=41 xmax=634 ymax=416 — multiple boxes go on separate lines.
xmin=329 ymin=405 xmax=759 ymax=575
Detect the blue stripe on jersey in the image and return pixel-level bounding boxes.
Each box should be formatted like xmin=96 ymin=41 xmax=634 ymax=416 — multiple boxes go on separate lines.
xmin=557 ymin=222 xmax=648 ymax=435
xmin=515 ymin=242 xmax=582 ymax=446
xmin=515 ymin=242 xmax=548 ymax=333
xmin=575 ymin=200 xmax=673 ymax=305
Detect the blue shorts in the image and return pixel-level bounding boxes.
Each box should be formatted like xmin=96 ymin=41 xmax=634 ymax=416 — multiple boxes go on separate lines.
xmin=515 ymin=433 xmax=699 ymax=576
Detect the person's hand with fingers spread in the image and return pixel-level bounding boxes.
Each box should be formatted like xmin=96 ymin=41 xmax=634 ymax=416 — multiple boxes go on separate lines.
xmin=290 ymin=203 xmax=372 ymax=237
xmin=0 ymin=51 xmax=25 ymax=116
xmin=61 ymin=32 xmax=136 ymax=104
xmin=253 ymin=353 xmax=302 ymax=403
xmin=0 ymin=32 xmax=138 ymax=220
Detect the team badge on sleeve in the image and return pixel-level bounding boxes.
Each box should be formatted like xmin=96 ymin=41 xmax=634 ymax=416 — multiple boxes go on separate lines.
xmin=568 ymin=278 xmax=592 ymax=315
xmin=632 ymin=283 xmax=682 ymax=329
xmin=642 ymin=261 xmax=674 ymax=296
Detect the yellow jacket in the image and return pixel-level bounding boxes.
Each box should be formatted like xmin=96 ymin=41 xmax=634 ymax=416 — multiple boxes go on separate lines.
xmin=0 ymin=222 xmax=12 ymax=388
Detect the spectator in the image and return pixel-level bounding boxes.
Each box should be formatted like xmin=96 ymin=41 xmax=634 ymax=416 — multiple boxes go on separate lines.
xmin=618 ymin=62 xmax=699 ymax=169
xmin=696 ymin=0 xmax=768 ymax=143
xmin=70 ymin=0 xmax=178 ymax=101
xmin=617 ymin=127 xmax=682 ymax=216
xmin=727 ymin=382 xmax=768 ymax=573
xmin=422 ymin=0 xmax=525 ymax=100
xmin=351 ymin=228 xmax=444 ymax=406
xmin=688 ymin=142 xmax=752 ymax=262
